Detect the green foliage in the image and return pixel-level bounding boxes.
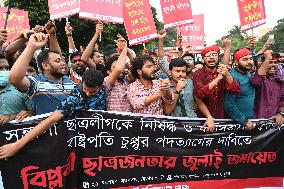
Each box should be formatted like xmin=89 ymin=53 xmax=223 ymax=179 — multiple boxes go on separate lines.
xmin=256 ymin=18 xmax=284 ymax=52
xmin=215 ymin=25 xmax=249 ymax=52
xmin=7 ymin=0 xmax=168 ymax=55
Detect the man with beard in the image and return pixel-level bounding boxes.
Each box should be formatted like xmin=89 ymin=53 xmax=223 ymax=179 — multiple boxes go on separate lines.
xmin=224 ymin=48 xmax=256 ymax=130
xmin=164 ymin=58 xmax=215 ymax=132
xmin=69 ymin=52 xmax=87 ymax=83
xmin=127 ymin=56 xmax=173 ymax=115
xmin=8 ymin=33 xmax=74 ymax=115
xmin=251 ymin=51 xmax=284 ymax=126
xmin=0 ymin=69 xmax=106 ymax=160
xmin=192 ymin=45 xmax=240 ymax=118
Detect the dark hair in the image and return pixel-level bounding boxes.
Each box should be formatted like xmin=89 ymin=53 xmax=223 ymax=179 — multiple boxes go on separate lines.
xmin=260 ymin=52 xmax=280 ymax=62
xmin=131 ymin=56 xmax=154 ymax=79
xmin=37 ymin=49 xmax=60 ymax=72
xmin=182 ymin=53 xmax=194 ymax=59
xmin=90 ymin=50 xmax=99 ymax=59
xmin=103 ymin=54 xmax=120 ymax=75
xmin=194 ymin=60 xmax=203 ymax=66
xmin=70 ymin=52 xmax=82 ymax=60
xmin=103 ymin=44 xmax=117 ymax=57
xmin=29 ymin=57 xmax=38 ymax=74
xmin=169 ymin=58 xmax=187 ymax=70
xmin=82 ymin=69 xmax=104 ymax=88
xmin=0 ymin=53 xmax=6 ymax=60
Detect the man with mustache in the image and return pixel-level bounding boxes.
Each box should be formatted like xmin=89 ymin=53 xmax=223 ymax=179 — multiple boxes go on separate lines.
xmin=8 ymin=33 xmax=74 ymax=115
xmin=224 ymin=48 xmax=256 ymax=130
xmin=164 ymin=58 xmax=215 ymax=132
xmin=127 ymin=56 xmax=173 ymax=115
xmin=251 ymin=51 xmax=284 ymax=126
xmin=192 ymin=45 xmax=240 ymax=118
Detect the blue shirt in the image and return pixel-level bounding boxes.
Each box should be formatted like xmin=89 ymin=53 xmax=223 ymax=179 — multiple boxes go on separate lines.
xmin=224 ymin=68 xmax=255 ymax=125
xmin=57 ymin=83 xmax=106 ymax=115
xmin=169 ymin=79 xmax=197 ymax=118
xmin=27 ymin=74 xmax=75 ymax=115
xmin=0 ymin=84 xmax=30 ymax=115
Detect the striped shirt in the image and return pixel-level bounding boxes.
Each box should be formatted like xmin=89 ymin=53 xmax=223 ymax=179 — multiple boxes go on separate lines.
xmin=127 ymin=79 xmax=173 ymax=115
xmin=104 ymin=77 xmax=132 ymax=112
xmin=27 ymin=74 xmax=75 ymax=115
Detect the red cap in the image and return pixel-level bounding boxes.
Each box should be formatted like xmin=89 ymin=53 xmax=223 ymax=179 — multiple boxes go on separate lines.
xmin=234 ymin=48 xmax=252 ymax=62
xmin=201 ymin=45 xmax=220 ymax=58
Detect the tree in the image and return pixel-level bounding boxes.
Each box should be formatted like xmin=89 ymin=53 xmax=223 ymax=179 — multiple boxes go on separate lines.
xmin=215 ymin=25 xmax=250 ymax=51
xmin=256 ymin=18 xmax=284 ymax=52
xmin=6 ymin=1 xmax=165 ymax=54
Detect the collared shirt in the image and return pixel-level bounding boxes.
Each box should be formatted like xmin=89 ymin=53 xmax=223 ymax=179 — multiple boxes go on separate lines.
xmin=103 ymin=76 xmax=132 ymax=112
xmin=69 ymin=68 xmax=82 ymax=83
xmin=169 ymin=79 xmax=197 ymax=118
xmin=27 ymin=74 xmax=75 ymax=115
xmin=57 ymin=83 xmax=106 ymax=115
xmin=251 ymin=72 xmax=284 ymax=119
xmin=224 ymin=69 xmax=255 ymax=125
xmin=0 ymin=84 xmax=30 ymax=115
xmin=127 ymin=79 xmax=173 ymax=115
xmin=192 ymin=67 xmax=240 ymax=118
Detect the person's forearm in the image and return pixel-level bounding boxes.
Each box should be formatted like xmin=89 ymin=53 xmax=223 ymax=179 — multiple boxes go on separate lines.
xmin=9 ymin=45 xmax=35 ymax=84
xmin=225 ymin=74 xmax=233 ymax=84
xmin=49 ymin=34 xmax=62 ymax=55
xmin=67 ymin=35 xmax=76 ymax=50
xmin=127 ymin=48 xmax=136 ymax=63
xmin=144 ymin=92 xmax=162 ymax=106
xmin=81 ymin=33 xmax=99 ymax=62
xmin=195 ymin=97 xmax=212 ymax=118
xmin=5 ymin=38 xmax=27 ymax=59
xmin=158 ymin=39 xmax=165 ymax=58
xmin=223 ymin=46 xmax=230 ymax=65
xmin=17 ymin=111 xmax=62 ymax=148
xmin=258 ymin=59 xmax=269 ymax=75
xmin=164 ymin=94 xmax=179 ymax=115
xmin=208 ymin=77 xmax=222 ymax=91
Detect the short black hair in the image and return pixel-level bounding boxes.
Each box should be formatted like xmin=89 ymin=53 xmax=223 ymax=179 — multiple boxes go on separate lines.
xmin=104 ymin=54 xmax=120 ymax=75
xmin=0 ymin=53 xmax=6 ymax=60
xmin=82 ymin=69 xmax=104 ymax=88
xmin=29 ymin=57 xmax=38 ymax=74
xmin=131 ymin=56 xmax=154 ymax=79
xmin=70 ymin=52 xmax=82 ymax=60
xmin=182 ymin=53 xmax=194 ymax=59
xmin=169 ymin=58 xmax=187 ymax=70
xmin=90 ymin=50 xmax=99 ymax=58
xmin=194 ymin=60 xmax=203 ymax=66
xmin=37 ymin=49 xmax=60 ymax=72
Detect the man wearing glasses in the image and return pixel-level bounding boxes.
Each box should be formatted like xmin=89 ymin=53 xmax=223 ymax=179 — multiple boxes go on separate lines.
xmin=192 ymin=45 xmax=240 ymax=119
xmin=181 ymin=53 xmax=195 ymax=77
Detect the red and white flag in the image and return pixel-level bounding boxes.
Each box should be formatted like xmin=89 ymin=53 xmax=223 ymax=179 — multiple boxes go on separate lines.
xmin=79 ymin=0 xmax=123 ymax=24
xmin=123 ymin=0 xmax=158 ymax=46
xmin=237 ymin=0 xmax=266 ymax=31
xmin=178 ymin=14 xmax=204 ymax=50
xmin=160 ymin=0 xmax=194 ymax=29
xmin=48 ymin=0 xmax=79 ymax=20
xmin=0 ymin=7 xmax=29 ymax=41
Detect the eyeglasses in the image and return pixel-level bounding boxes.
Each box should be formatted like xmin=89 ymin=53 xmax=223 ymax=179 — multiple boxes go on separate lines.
xmin=184 ymin=59 xmax=194 ymax=64
xmin=204 ymin=53 xmax=218 ymax=58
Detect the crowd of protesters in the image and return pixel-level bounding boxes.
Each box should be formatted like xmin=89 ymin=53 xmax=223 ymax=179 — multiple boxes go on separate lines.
xmin=0 ymin=20 xmax=283 ymax=160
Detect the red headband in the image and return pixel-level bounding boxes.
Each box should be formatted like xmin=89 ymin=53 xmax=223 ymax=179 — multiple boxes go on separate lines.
xmin=201 ymin=45 xmax=220 ymax=58
xmin=234 ymin=48 xmax=252 ymax=61
xmin=72 ymin=54 xmax=81 ymax=59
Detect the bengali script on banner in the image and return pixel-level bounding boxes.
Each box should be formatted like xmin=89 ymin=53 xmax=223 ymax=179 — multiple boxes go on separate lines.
xmin=79 ymin=0 xmax=123 ymax=24
xmin=178 ymin=14 xmax=204 ymax=50
xmin=48 ymin=0 xmax=79 ymax=20
xmin=237 ymin=0 xmax=266 ymax=31
xmin=123 ymin=0 xmax=158 ymax=46
xmin=1 ymin=111 xmax=284 ymax=189
xmin=160 ymin=0 xmax=194 ymax=29
xmin=0 ymin=8 xmax=29 ymax=41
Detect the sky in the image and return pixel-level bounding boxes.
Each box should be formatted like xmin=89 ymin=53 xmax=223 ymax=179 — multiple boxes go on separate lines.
xmin=150 ymin=0 xmax=284 ymax=45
